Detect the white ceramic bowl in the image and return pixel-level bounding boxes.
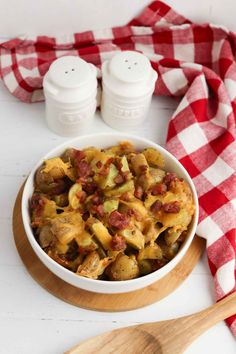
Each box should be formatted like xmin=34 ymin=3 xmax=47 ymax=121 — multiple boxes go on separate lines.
xmin=22 ymin=133 xmax=199 ymax=294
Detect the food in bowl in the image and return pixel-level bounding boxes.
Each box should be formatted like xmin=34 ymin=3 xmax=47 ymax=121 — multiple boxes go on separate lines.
xmin=29 ymin=141 xmax=195 ymax=281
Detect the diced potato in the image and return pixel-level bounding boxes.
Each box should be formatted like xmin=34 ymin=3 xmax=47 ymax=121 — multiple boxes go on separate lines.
xmin=103 ymin=199 xmax=119 ymax=213
xmin=143 ymin=219 xmax=159 ymax=243
xmin=75 ymin=230 xmax=94 ymax=247
xmin=38 ymin=225 xmax=54 ymax=248
xmin=120 ymin=156 xmax=130 ymax=172
xmin=161 ymin=208 xmax=192 ymax=228
xmin=149 ymin=168 xmax=165 ymax=184
xmin=61 ymin=148 xmax=76 ymax=163
xmin=105 ymin=180 xmax=135 ymax=197
xmin=131 ymin=153 xmax=149 ymax=176
xmin=77 ymin=251 xmax=111 ymax=279
xmin=51 ymin=222 xmax=78 ymax=245
xmin=106 ymin=254 xmax=139 ymax=281
xmin=144 ymin=194 xmax=161 ymax=210
xmin=136 ymin=172 xmax=152 ymax=191
xmin=54 ymin=241 xmax=69 ymax=254
xmin=102 ymin=163 xmax=119 ymax=189
xmin=138 ymin=259 xmax=153 ymax=276
xmin=53 ymin=193 xmax=68 ymax=207
xmin=42 ymin=157 xmax=75 ymax=181
xmin=42 ymin=199 xmax=58 ymax=219
xmin=83 ymin=147 xmax=101 ymax=162
xmin=119 ymin=227 xmax=145 ymax=250
xmin=91 ymin=221 xmax=112 ymax=250
xmin=120 ymin=199 xmax=148 ymax=219
xmin=68 ymin=183 xmax=83 ymax=210
xmin=159 ymin=241 xmax=180 ymax=260
xmin=143 ymin=148 xmax=164 ymax=168
xmin=138 ymin=244 xmax=162 ymax=261
xmin=50 ymin=212 xmax=83 ymax=245
xmin=105 ymin=141 xmax=135 ymax=156
xmin=164 ymin=229 xmax=182 ymax=246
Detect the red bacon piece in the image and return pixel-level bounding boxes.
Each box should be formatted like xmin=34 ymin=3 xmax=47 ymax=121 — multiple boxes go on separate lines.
xmin=77 ymin=160 xmax=92 ymax=178
xmin=114 ymin=174 xmax=125 ymax=185
xmin=110 ymin=235 xmax=126 ymax=251
xmin=150 ymin=183 xmax=167 ymax=196
xmin=163 ymin=172 xmax=177 ymax=187
xmin=134 ymin=185 xmax=143 ymax=200
xmin=163 ymin=201 xmax=180 ymax=213
xmin=150 ymin=200 xmax=162 ymax=213
xmin=108 ymin=211 xmax=130 ymax=230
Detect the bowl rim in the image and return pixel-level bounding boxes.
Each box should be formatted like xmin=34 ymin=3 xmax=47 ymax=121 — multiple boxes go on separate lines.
xmin=21 ymin=132 xmax=199 ymax=289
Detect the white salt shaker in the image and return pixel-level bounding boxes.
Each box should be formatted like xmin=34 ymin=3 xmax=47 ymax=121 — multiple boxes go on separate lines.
xmin=101 ymin=51 xmax=157 ymax=131
xmin=43 ymin=56 xmax=97 ymax=137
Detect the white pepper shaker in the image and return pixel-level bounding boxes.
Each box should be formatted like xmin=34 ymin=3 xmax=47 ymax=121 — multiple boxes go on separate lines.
xmin=101 ymin=51 xmax=158 ymax=131
xmin=43 ymin=56 xmax=97 ymax=137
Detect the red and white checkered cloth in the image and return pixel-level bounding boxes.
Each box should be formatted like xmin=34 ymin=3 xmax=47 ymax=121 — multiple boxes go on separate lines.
xmin=1 ymin=1 xmax=235 ymax=334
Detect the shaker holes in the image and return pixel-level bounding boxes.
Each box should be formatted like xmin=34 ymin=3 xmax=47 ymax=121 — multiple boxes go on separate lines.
xmin=65 ymin=68 xmax=75 ymax=74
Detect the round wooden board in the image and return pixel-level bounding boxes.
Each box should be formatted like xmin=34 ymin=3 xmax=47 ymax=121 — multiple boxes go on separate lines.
xmin=13 ymin=184 xmax=206 ymax=312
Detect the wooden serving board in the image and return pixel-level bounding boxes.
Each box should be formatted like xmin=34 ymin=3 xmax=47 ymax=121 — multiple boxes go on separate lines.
xmin=12 ymin=185 xmax=206 ymax=311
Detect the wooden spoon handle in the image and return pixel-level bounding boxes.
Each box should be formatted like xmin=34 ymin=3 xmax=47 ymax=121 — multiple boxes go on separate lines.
xmin=171 ymin=290 xmax=236 ymax=345
xmin=190 ymin=291 xmax=236 ymax=327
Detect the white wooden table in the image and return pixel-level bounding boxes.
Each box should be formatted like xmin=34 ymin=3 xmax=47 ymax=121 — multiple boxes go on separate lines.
xmin=0 ymin=1 xmax=235 ymax=353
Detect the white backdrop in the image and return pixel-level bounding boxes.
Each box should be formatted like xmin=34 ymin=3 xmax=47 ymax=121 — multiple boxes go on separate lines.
xmin=0 ymin=0 xmax=236 ymax=37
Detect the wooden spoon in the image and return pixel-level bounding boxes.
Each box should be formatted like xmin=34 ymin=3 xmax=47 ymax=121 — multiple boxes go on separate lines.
xmin=66 ymin=291 xmax=236 ymax=354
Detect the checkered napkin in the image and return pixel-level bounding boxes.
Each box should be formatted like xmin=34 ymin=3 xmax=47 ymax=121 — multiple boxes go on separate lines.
xmin=1 ymin=1 xmax=235 ymax=334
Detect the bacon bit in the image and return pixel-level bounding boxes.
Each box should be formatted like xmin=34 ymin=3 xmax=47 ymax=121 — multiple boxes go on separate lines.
xmin=76 ymin=191 xmax=87 ymax=203
xmin=30 ymin=194 xmax=45 ymax=217
xmin=134 ymin=185 xmax=143 ymax=200
xmin=122 ymin=171 xmax=130 ymax=181
xmin=77 ymin=160 xmax=92 ymax=178
xmin=96 ymin=161 xmax=102 ymax=169
xmin=82 ymin=211 xmax=90 ymax=221
xmin=74 ymin=150 xmax=86 ymax=163
xmin=152 ymin=259 xmax=167 ymax=271
xmin=113 ymin=158 xmax=123 ymax=171
xmin=110 ymin=235 xmax=126 ymax=251
xmin=150 ymin=183 xmax=167 ymax=196
xmin=90 ymin=204 xmax=105 ymax=217
xmin=98 ymin=167 xmax=109 ymax=177
xmin=127 ymin=208 xmax=142 ymax=221
xmin=104 ymin=157 xmax=114 ymax=167
xmin=114 ymin=174 xmax=125 ymax=185
xmin=96 ymin=204 xmax=105 ymax=217
xmin=163 ymin=173 xmax=177 ymax=187
xmin=120 ymin=192 xmax=131 ymax=201
xmin=30 ymin=193 xmax=45 ymax=210
xmin=91 ymin=191 xmax=103 ymax=205
xmin=108 ymin=211 xmax=130 ymax=230
xmin=82 ymin=181 xmax=97 ymax=195
xmin=127 ymin=209 xmax=134 ymax=217
xmin=134 ymin=210 xmax=142 ymax=221
xmin=139 ymin=165 xmax=148 ymax=173
xmin=163 ymin=201 xmax=180 ymax=213
xmin=150 ymin=200 xmax=162 ymax=213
